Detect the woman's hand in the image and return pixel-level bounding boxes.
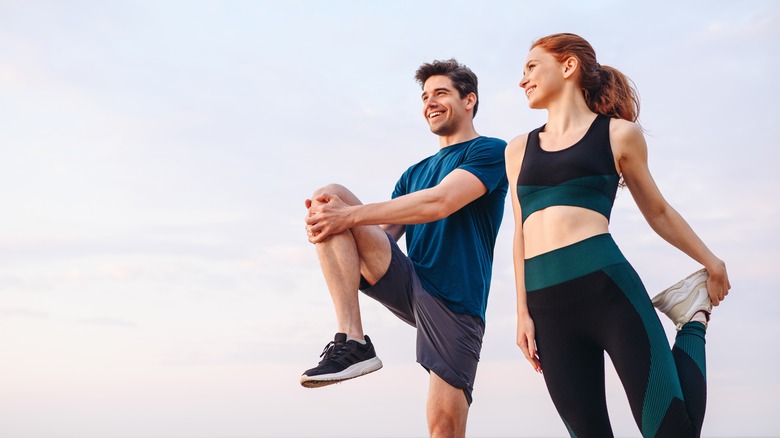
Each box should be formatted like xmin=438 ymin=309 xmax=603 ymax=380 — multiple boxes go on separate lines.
xmin=705 ymin=259 xmax=731 ymax=306
xmin=517 ymin=313 xmax=542 ymax=373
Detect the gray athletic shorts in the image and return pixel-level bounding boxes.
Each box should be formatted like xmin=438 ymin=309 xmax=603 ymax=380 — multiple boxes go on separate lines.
xmin=359 ymin=234 xmax=485 ymax=405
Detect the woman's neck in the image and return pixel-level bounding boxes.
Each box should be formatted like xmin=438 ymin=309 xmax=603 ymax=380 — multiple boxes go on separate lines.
xmin=543 ymin=89 xmax=596 ymax=136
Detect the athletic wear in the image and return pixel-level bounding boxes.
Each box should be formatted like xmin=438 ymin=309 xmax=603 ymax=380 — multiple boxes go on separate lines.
xmin=302 ymin=136 xmax=505 ymax=400
xmin=393 ymin=136 xmax=507 ymax=321
xmin=653 ymin=269 xmax=712 ymax=330
xmin=300 ymin=333 xmax=383 ymax=388
xmin=516 ymin=114 xmax=619 ymax=223
xmin=526 ymin=234 xmax=707 ymax=437
xmin=517 ymin=116 xmax=709 ymax=437
xmin=360 ymin=234 xmax=484 ymax=405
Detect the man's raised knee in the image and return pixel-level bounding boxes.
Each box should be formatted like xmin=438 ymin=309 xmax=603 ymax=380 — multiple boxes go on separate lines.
xmin=311 ymin=183 xmax=347 ymax=200
xmin=311 ymin=183 xmax=361 ymax=207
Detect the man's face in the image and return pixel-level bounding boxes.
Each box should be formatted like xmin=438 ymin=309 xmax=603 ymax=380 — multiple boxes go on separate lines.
xmin=421 ymin=75 xmax=472 ymax=137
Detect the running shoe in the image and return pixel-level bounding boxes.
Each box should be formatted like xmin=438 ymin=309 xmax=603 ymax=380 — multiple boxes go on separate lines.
xmin=300 ymin=333 xmax=383 ymax=388
xmin=651 ymin=268 xmax=712 ymax=330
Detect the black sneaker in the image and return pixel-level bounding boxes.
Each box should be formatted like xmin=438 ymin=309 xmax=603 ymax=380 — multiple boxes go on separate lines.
xmin=300 ymin=333 xmax=383 ymax=388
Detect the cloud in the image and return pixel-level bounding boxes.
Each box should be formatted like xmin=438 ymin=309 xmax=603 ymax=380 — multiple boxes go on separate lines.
xmin=695 ymin=6 xmax=779 ymax=40
xmin=0 ymin=307 xmax=51 ymax=320
xmin=77 ymin=316 xmax=138 ymax=328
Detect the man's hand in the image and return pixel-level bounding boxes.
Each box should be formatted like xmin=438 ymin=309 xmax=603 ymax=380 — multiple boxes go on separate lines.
xmin=304 ymin=193 xmax=355 ymax=243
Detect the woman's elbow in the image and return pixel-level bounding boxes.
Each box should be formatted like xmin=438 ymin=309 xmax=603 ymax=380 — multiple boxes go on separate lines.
xmin=645 ymin=204 xmax=674 ymax=228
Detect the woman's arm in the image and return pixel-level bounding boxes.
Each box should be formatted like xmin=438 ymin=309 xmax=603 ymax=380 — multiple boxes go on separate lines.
xmin=506 ymin=134 xmax=542 ymax=372
xmin=613 ymin=119 xmax=731 ymax=305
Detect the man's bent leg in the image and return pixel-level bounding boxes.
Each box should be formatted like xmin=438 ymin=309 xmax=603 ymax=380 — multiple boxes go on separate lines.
xmin=427 ymin=371 xmax=469 ymax=438
xmin=314 ymin=229 xmax=365 ymax=338
xmin=310 ymin=184 xmax=392 ymax=339
xmin=300 ymin=184 xmax=391 ymax=388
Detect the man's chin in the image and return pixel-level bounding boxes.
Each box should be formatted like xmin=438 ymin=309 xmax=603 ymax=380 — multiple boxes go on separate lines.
xmin=429 ymin=125 xmax=455 ymax=137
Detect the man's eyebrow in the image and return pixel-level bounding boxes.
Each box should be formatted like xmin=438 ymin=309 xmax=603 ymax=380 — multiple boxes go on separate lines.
xmin=421 ymin=87 xmax=451 ymax=98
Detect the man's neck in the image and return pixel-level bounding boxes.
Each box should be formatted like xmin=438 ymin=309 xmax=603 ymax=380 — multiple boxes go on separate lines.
xmin=438 ymin=127 xmax=479 ymax=148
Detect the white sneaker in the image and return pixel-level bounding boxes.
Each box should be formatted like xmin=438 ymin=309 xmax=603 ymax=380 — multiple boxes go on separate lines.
xmin=652 ymin=269 xmax=712 ymax=330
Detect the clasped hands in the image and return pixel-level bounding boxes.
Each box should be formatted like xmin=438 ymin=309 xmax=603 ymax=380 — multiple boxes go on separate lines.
xmin=304 ymin=193 xmax=354 ymax=244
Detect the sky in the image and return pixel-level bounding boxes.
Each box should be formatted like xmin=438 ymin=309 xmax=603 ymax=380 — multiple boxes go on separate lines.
xmin=0 ymin=1 xmax=778 ymax=437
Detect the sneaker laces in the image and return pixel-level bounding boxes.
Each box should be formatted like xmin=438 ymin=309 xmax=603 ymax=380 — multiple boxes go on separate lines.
xmin=318 ymin=341 xmax=336 ymax=362
xmin=317 ymin=340 xmax=351 ymax=364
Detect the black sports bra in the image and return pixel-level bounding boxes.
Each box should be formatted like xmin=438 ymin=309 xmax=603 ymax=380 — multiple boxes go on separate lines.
xmin=516 ymin=114 xmax=620 ymax=223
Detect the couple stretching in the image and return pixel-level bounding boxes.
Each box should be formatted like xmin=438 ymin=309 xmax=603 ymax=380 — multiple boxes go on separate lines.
xmin=299 ymin=33 xmax=731 ymax=438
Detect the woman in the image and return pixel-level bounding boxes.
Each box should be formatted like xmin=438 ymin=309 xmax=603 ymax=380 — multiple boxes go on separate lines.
xmin=505 ymin=33 xmax=731 ymax=437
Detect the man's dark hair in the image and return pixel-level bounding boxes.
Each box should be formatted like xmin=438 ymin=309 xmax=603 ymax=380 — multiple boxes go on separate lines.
xmin=415 ymin=59 xmax=479 ymax=118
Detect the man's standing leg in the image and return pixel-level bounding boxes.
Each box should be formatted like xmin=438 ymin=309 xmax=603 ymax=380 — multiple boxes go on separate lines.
xmin=427 ymin=372 xmax=469 ymax=437
xmin=300 ymin=184 xmax=392 ymax=387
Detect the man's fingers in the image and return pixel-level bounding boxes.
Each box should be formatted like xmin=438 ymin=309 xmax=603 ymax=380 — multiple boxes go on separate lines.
xmin=314 ymin=193 xmax=332 ymax=203
xmin=310 ymin=230 xmax=329 ymax=244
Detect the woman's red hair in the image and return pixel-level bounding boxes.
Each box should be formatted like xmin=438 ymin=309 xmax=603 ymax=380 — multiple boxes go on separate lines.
xmin=532 ymin=33 xmax=640 ymax=122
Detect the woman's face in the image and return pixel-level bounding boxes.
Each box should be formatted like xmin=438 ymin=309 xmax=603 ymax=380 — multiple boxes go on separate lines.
xmin=519 ymin=46 xmax=566 ymax=109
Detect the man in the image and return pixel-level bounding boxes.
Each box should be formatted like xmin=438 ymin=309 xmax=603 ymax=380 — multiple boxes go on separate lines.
xmin=301 ymin=59 xmax=507 ymax=437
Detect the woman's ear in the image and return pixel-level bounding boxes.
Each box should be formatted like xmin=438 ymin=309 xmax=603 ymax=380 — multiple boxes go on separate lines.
xmin=562 ymin=56 xmax=579 ymax=79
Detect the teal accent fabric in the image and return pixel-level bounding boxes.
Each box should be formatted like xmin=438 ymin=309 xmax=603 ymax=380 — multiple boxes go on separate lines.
xmin=562 ymin=418 xmax=577 ymax=438
xmin=518 ymin=174 xmax=620 ymax=223
xmin=676 ymin=322 xmax=707 ymax=379
xmin=602 ymin=264 xmax=684 ymax=438
xmin=524 ymin=233 xmax=626 ymax=291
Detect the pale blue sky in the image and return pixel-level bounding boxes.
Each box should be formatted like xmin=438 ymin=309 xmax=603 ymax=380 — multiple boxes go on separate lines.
xmin=1 ymin=1 xmax=778 ymax=437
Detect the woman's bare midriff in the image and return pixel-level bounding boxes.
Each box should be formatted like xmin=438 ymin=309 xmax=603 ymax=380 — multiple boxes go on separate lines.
xmin=523 ymin=206 xmax=610 ymax=259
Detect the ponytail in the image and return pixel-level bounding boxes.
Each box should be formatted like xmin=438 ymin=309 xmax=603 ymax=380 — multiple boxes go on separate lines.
xmin=532 ymin=33 xmax=640 ymax=122
xmin=587 ymin=64 xmax=639 ymax=122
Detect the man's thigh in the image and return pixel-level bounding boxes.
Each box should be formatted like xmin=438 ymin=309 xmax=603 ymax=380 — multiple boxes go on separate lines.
xmin=359 ymin=234 xmax=417 ymax=325
xmin=352 ymin=225 xmax=393 ymax=285
xmin=415 ymin=289 xmax=484 ymax=405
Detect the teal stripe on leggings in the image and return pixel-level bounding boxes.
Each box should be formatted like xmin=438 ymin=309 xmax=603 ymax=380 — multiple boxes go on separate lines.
xmin=602 ymin=264 xmax=684 ymax=438
xmin=676 ymin=321 xmax=707 ymax=379
xmin=524 ymin=233 xmax=626 ymax=291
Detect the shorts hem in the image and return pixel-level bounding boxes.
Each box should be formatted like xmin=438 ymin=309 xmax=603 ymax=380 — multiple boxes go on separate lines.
xmin=417 ymin=360 xmax=474 ymax=406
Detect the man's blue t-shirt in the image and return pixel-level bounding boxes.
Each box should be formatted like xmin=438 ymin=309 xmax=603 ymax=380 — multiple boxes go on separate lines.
xmin=392 ymin=136 xmax=507 ymax=322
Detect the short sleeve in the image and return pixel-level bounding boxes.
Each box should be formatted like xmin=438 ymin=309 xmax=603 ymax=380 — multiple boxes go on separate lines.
xmin=392 ymin=169 xmax=409 ymax=199
xmin=458 ymin=137 xmax=507 ymax=193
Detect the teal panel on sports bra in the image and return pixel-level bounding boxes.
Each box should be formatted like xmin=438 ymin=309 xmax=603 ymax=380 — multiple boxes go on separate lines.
xmin=518 ymin=174 xmax=620 ymax=223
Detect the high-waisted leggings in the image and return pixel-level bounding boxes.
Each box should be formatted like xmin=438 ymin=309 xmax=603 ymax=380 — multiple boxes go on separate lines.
xmin=525 ymin=233 xmax=707 ymax=438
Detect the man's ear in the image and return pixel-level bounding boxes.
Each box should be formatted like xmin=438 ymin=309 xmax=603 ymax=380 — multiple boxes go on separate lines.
xmin=562 ymin=56 xmax=579 ymax=79
xmin=465 ymin=92 xmax=477 ymax=110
